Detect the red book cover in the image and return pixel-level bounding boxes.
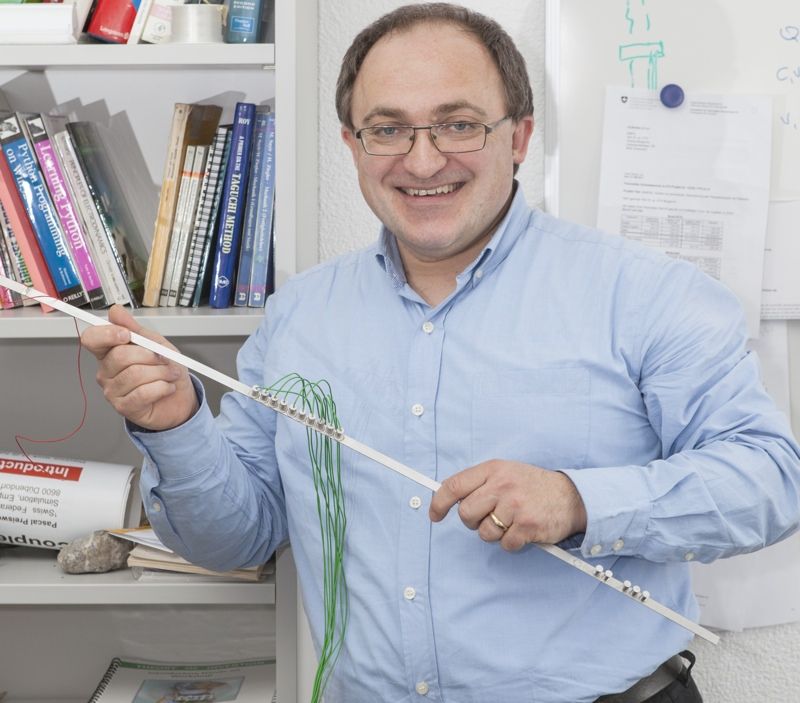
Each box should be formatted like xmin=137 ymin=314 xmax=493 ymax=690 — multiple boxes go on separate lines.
xmin=0 ymin=152 xmax=57 ymax=312
xmin=85 ymin=0 xmax=139 ymax=44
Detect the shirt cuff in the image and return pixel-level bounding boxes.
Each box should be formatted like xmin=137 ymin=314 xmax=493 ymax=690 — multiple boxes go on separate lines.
xmin=560 ymin=465 xmax=652 ymax=559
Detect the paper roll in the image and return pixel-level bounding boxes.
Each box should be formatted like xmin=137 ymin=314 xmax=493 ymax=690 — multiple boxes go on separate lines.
xmin=169 ymin=4 xmax=224 ymax=44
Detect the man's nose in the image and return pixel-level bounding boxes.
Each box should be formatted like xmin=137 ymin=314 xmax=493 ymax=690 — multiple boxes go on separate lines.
xmin=402 ymin=128 xmax=448 ymax=178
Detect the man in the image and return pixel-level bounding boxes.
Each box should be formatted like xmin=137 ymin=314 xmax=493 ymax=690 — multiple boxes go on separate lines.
xmin=82 ymin=4 xmax=800 ymax=702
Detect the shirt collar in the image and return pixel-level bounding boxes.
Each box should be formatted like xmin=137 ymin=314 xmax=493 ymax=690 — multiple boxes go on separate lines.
xmin=374 ymin=181 xmax=531 ymax=290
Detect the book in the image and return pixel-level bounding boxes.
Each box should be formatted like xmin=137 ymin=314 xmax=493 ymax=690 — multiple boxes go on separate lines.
xmin=0 ymin=142 xmax=57 ymax=311
xmin=233 ymin=108 xmax=270 ymax=307
xmin=52 ymin=125 xmax=133 ymax=306
xmin=179 ymin=124 xmax=231 ymax=307
xmin=142 ymin=102 xmax=222 ymax=307
xmin=0 ymin=198 xmax=35 ymax=305
xmin=127 ymin=543 xmax=270 ymax=581
xmin=0 ymin=452 xmax=141 ymax=551
xmin=0 ymin=111 xmax=88 ymax=307
xmin=209 ymin=101 xmax=256 ymax=309
xmin=159 ymin=144 xmax=208 ymax=306
xmin=24 ymin=113 xmax=108 ymax=309
xmin=88 ymin=657 xmax=275 ymax=703
xmin=107 ymin=526 xmax=273 ymax=581
xmin=246 ymin=110 xmax=276 ymax=307
xmin=125 ymin=0 xmax=152 ymax=44
xmin=84 ymin=0 xmax=139 ymax=43
xmin=67 ymin=121 xmax=150 ymax=306
xmin=0 ymin=231 xmax=22 ymax=308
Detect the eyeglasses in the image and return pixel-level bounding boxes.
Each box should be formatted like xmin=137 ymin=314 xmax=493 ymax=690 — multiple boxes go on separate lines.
xmin=354 ymin=116 xmax=510 ymax=156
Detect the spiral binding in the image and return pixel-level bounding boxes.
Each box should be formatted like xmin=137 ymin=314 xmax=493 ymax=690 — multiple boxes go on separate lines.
xmin=87 ymin=657 xmax=121 ymax=702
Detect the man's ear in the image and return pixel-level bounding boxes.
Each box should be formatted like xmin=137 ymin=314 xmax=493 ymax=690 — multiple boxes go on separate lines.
xmin=342 ymin=126 xmax=360 ymax=165
xmin=511 ymin=115 xmax=534 ymax=166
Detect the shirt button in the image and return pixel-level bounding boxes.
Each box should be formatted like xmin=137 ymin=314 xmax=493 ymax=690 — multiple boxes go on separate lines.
xmin=474 ymin=269 xmax=483 ymax=279
xmin=415 ymin=681 xmax=430 ymax=695
xmin=409 ymin=496 xmax=422 ymax=509
xmin=684 ymin=551 xmax=696 ymax=561
xmin=590 ymin=544 xmax=602 ymax=556
xmin=422 ymin=321 xmax=434 ymax=334
xmin=612 ymin=539 xmax=624 ymax=552
xmin=411 ymin=403 xmax=424 ymax=417
xmin=151 ymin=501 xmax=162 ymax=513
xmin=404 ymin=586 xmax=416 ymax=600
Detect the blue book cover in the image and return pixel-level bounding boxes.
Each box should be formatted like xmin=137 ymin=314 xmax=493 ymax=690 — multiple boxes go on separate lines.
xmin=209 ymin=102 xmax=256 ymax=308
xmin=0 ymin=112 xmax=87 ymax=306
xmin=247 ymin=111 xmax=276 ymax=307
xmin=234 ymin=109 xmax=270 ymax=307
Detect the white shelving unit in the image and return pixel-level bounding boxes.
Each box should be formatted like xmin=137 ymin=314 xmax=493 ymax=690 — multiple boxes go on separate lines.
xmin=0 ymin=0 xmax=317 ymax=699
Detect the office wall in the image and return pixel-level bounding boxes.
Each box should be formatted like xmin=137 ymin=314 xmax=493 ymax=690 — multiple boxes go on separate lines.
xmin=317 ymin=1 xmax=800 ymax=701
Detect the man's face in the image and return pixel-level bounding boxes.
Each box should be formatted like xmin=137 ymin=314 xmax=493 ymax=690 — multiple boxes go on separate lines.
xmin=342 ymin=22 xmax=533 ymax=266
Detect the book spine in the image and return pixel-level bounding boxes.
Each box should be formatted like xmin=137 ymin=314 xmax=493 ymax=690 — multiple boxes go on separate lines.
xmin=234 ymin=110 xmax=270 ymax=306
xmin=0 ymin=113 xmax=87 ymax=306
xmin=163 ymin=145 xmax=207 ymax=306
xmin=52 ymin=129 xmax=132 ymax=306
xmin=209 ymin=102 xmax=256 ymax=309
xmin=125 ymin=0 xmax=152 ymax=44
xmin=0 ymin=226 xmax=21 ymax=308
xmin=143 ymin=102 xmax=190 ymax=307
xmin=247 ymin=111 xmax=276 ymax=307
xmin=225 ymin=0 xmax=263 ymax=43
xmin=67 ymin=121 xmax=148 ymax=306
xmin=187 ymin=127 xmax=232 ymax=307
xmin=159 ymin=144 xmax=195 ymax=306
xmin=178 ymin=126 xmax=229 ymax=306
xmin=0 ymin=146 xmax=58 ymax=311
xmin=84 ymin=0 xmax=138 ymax=44
xmin=28 ymin=115 xmax=108 ymax=309
xmin=0 ymin=198 xmax=35 ymax=296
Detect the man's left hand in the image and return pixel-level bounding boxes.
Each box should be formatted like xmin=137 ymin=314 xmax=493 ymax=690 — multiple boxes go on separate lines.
xmin=429 ymin=460 xmax=588 ymax=551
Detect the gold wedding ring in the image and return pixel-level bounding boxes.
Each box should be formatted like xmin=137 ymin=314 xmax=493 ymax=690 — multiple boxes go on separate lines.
xmin=489 ymin=512 xmax=509 ymax=531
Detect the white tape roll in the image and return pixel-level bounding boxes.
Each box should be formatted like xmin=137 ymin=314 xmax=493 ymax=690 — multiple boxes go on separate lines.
xmin=169 ymin=4 xmax=224 ymax=44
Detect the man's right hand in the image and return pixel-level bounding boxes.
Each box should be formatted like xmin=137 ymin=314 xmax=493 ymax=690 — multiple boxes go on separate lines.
xmin=81 ymin=305 xmax=199 ymax=431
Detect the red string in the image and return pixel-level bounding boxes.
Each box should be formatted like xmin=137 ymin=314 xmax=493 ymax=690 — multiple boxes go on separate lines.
xmin=14 ymin=297 xmax=88 ymax=463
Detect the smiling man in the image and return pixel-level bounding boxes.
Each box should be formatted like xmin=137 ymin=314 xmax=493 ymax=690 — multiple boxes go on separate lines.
xmin=81 ymin=4 xmax=800 ymax=703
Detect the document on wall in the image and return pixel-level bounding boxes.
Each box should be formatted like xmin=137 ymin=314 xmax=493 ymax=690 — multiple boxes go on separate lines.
xmin=597 ymin=87 xmax=772 ymax=338
xmin=691 ymin=318 xmax=793 ymax=632
xmin=761 ymin=200 xmax=800 ymax=319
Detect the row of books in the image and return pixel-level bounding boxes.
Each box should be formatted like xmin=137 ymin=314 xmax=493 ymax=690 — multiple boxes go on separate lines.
xmin=0 ymin=108 xmax=148 ymax=311
xmin=143 ymin=101 xmax=276 ymax=309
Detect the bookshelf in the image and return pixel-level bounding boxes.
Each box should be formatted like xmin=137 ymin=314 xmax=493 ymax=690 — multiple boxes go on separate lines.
xmin=0 ymin=0 xmax=317 ymax=700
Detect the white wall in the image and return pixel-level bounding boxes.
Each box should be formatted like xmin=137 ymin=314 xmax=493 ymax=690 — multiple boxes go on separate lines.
xmin=317 ymin=1 xmax=800 ymax=700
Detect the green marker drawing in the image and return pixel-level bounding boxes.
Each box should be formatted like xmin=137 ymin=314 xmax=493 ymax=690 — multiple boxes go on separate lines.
xmin=618 ymin=41 xmax=664 ymax=89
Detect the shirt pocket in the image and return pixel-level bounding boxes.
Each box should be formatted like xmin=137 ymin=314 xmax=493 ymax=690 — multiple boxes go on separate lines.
xmin=471 ymin=366 xmax=591 ymax=469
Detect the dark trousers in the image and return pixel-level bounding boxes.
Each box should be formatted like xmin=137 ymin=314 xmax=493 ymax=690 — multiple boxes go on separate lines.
xmin=594 ymin=651 xmax=703 ymax=703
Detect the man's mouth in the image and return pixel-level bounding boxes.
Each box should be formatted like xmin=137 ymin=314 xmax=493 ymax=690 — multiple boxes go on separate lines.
xmin=399 ymin=182 xmax=463 ymax=197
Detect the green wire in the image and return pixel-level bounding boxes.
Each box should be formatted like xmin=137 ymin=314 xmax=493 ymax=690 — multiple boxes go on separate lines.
xmin=265 ymin=373 xmax=349 ymax=702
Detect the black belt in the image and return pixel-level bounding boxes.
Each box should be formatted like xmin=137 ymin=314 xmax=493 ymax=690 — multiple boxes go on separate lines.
xmin=594 ymin=651 xmax=695 ymax=703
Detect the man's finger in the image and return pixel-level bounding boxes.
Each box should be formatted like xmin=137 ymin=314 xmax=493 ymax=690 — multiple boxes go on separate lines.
xmin=429 ymin=463 xmax=490 ymax=522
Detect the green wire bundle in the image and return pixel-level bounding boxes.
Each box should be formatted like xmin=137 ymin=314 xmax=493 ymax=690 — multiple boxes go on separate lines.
xmin=265 ymin=373 xmax=349 ymax=702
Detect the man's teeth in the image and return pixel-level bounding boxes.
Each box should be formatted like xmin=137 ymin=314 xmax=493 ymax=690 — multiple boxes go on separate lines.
xmin=403 ymin=183 xmax=458 ymax=196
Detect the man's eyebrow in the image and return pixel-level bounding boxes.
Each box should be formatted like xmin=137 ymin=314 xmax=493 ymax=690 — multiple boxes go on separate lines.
xmin=360 ymin=106 xmax=408 ymax=124
xmin=359 ymin=101 xmax=490 ymax=125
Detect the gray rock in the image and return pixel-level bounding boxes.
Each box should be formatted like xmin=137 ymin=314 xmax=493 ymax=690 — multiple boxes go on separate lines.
xmin=57 ymin=530 xmax=132 ymax=574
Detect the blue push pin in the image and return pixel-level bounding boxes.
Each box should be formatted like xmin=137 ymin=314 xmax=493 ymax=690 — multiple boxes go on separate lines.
xmin=659 ymin=83 xmax=684 ymax=108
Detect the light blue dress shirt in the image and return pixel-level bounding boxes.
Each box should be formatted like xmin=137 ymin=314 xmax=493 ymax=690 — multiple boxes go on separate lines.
xmin=133 ymin=186 xmax=800 ymax=703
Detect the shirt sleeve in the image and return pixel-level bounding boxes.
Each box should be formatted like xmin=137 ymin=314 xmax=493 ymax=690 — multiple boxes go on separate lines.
xmin=562 ymin=261 xmax=800 ymax=564
xmin=130 ymin=316 xmax=288 ymax=573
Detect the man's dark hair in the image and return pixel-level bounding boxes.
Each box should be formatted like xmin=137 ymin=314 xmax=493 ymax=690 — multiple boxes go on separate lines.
xmin=335 ymin=2 xmax=534 ymax=131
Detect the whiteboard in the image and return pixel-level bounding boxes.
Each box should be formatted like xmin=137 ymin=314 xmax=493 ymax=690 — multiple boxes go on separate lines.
xmin=547 ymin=0 xmax=800 ymax=225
